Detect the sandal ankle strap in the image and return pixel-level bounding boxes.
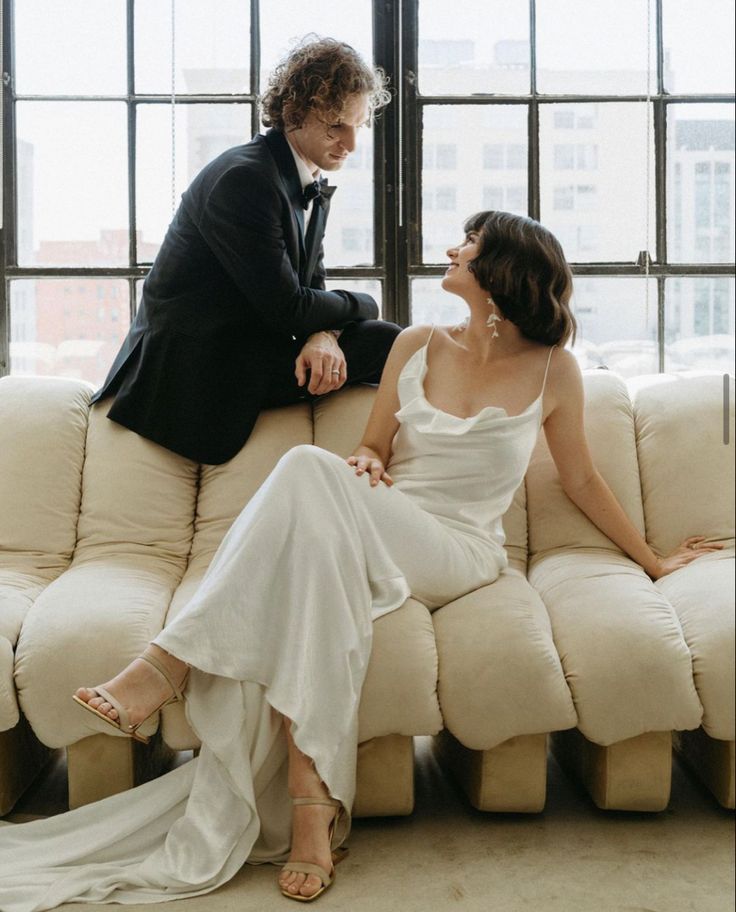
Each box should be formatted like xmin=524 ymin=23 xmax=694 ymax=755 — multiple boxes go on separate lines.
xmin=140 ymin=653 xmax=187 ymax=702
xmin=291 ymin=797 xmax=341 ymax=808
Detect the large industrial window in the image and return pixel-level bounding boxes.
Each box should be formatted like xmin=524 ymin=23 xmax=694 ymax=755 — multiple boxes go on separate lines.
xmin=2 ymin=1 xmax=734 ymax=386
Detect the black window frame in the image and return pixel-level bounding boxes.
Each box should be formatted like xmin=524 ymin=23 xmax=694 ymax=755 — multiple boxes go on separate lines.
xmin=2 ymin=0 xmax=735 ymax=377
xmin=400 ymin=0 xmax=736 ymax=367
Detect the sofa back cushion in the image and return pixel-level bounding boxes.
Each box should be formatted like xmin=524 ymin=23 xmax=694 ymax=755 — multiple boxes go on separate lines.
xmin=629 ymin=373 xmax=735 ymax=555
xmin=0 ymin=377 xmax=90 ymax=576
xmin=74 ymin=403 xmax=198 ymax=571
xmin=186 ymin=402 xmax=313 ymax=572
xmin=527 ymin=370 xmax=646 ymax=558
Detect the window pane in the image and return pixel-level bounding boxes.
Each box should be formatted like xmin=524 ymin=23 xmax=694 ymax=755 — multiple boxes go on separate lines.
xmin=10 ymin=279 xmax=130 ymax=387
xmin=417 ymin=0 xmax=530 ymax=95
xmin=320 ymin=140 xmax=375 ymax=268
xmin=540 ymin=103 xmax=655 ymax=262
xmin=410 ymin=277 xmax=466 ymax=326
xmin=260 ymin=6 xmax=372 ymax=91
xmin=135 ymin=0 xmax=250 ymax=94
xmin=569 ymin=277 xmax=658 ymax=376
xmin=15 ymin=1 xmax=126 ymax=95
xmin=423 ymin=105 xmax=528 ymax=263
xmin=411 ymin=276 xmax=662 ymax=376
xmin=663 ymin=0 xmax=736 ymax=94
xmin=537 ymin=0 xmax=656 ymax=95
xmin=136 ymin=103 xmax=251 ymax=262
xmin=665 ymin=278 xmax=735 ymax=372
xmin=325 ymin=279 xmax=382 ymax=317
xmin=667 ymin=104 xmax=735 ymax=264
xmin=16 ymin=102 xmax=129 ymax=266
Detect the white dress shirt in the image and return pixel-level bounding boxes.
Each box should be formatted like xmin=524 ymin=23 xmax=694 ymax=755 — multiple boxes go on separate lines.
xmin=285 ymin=136 xmax=320 ymax=233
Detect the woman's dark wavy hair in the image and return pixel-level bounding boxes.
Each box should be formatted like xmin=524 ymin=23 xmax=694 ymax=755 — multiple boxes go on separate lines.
xmin=260 ymin=36 xmax=391 ymax=131
xmin=465 ymin=210 xmax=576 ymax=347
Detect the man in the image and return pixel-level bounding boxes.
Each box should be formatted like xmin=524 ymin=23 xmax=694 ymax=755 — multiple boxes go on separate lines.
xmin=92 ymin=37 xmax=398 ymax=465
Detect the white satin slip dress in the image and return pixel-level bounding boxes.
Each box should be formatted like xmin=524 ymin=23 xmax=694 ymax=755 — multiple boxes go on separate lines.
xmin=0 ymin=328 xmax=554 ymax=912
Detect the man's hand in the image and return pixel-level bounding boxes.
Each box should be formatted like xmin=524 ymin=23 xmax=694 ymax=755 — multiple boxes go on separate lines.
xmin=295 ymin=331 xmax=347 ymax=395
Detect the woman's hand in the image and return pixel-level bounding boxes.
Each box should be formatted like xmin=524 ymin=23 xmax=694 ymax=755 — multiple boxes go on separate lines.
xmin=651 ymin=536 xmax=724 ymax=580
xmin=347 ymin=448 xmax=394 ymax=488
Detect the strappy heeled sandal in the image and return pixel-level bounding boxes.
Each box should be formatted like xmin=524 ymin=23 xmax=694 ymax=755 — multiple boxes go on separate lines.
xmin=72 ymin=652 xmax=189 ymax=744
xmin=280 ymin=796 xmax=347 ymax=903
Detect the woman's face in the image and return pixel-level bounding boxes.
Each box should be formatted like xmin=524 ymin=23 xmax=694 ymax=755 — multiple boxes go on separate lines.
xmin=441 ymin=231 xmax=482 ymax=297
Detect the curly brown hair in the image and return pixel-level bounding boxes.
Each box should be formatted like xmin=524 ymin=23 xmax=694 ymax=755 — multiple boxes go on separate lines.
xmin=464 ymin=210 xmax=577 ymax=347
xmin=260 ymin=35 xmax=391 ymax=131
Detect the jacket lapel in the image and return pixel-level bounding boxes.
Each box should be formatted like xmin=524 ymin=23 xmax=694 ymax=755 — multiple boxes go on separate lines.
xmin=262 ymin=129 xmax=307 ymax=266
xmin=304 ymin=181 xmax=336 ymax=284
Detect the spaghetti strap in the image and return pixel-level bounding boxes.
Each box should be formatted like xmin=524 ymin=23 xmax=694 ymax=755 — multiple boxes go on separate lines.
xmin=422 ymin=324 xmax=437 ymax=366
xmin=540 ymin=347 xmax=555 ymax=398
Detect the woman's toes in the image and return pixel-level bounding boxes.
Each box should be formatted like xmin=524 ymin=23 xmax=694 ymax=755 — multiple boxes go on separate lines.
xmin=301 ymin=874 xmax=321 ymax=897
xmin=280 ymin=871 xmax=297 ymax=891
xmin=287 ymin=875 xmax=302 ymax=894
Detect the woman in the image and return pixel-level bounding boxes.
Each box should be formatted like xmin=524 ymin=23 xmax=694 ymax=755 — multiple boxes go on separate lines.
xmin=0 ymin=211 xmax=718 ymax=908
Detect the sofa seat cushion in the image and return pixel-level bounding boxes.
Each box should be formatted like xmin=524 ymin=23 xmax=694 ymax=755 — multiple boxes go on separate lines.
xmin=629 ymin=373 xmax=735 ymax=556
xmin=0 ymin=637 xmax=18 ymax=731
xmin=161 ymin=584 xmax=443 ymax=748
xmin=14 ymin=556 xmax=184 ymax=748
xmin=528 ymin=551 xmax=703 ymax=745
xmin=656 ymin=549 xmax=735 ymax=741
xmin=432 ymin=568 xmax=576 ymax=750
xmin=0 ymin=571 xmax=47 ymax=646
xmin=357 ymin=598 xmax=443 ymax=741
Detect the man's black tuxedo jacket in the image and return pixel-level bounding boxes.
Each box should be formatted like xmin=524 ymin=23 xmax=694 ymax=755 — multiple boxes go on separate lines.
xmin=92 ymin=128 xmax=378 ymax=464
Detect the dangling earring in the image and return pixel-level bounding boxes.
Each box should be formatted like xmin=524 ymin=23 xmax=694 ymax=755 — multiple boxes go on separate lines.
xmin=486 ymin=297 xmax=503 ymax=339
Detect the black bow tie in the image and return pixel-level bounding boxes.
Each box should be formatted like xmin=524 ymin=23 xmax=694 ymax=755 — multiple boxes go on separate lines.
xmin=302 ymin=180 xmax=322 ymax=209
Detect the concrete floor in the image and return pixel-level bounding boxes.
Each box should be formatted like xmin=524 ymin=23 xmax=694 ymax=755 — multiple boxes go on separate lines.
xmin=4 ymin=737 xmax=734 ymax=912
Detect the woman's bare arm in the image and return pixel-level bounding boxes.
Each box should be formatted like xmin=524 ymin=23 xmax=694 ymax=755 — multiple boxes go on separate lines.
xmin=542 ymin=350 xmax=721 ymax=578
xmin=347 ymin=324 xmax=432 ymax=486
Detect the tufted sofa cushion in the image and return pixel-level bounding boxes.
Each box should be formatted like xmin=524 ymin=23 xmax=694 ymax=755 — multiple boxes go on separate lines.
xmin=15 ymin=403 xmax=199 ymax=747
xmin=0 ymin=377 xmax=90 ymax=638
xmin=631 ymin=373 xmax=735 ymax=743
xmin=527 ymin=371 xmax=702 ymax=746
xmin=628 ymin=374 xmax=735 ymax=555
xmin=432 ymin=568 xmax=576 ymax=750
xmin=527 ymin=371 xmax=646 ymax=556
xmin=0 ymin=377 xmax=91 ymax=732
xmin=0 ymin=638 xmax=17 ymax=732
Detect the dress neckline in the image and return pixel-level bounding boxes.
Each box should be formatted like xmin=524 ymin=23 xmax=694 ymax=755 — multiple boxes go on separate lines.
xmin=402 ymin=332 xmax=550 ymax=424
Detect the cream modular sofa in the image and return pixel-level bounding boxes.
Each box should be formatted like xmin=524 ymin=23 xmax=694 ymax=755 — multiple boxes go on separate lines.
xmin=0 ymin=369 xmax=733 ymax=818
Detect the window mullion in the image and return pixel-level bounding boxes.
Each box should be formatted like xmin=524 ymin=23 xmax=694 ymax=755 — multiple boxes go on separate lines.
xmin=250 ymin=0 xmax=260 ymax=139
xmin=127 ymin=0 xmax=137 ymax=272
xmin=1 ymin=0 xmax=17 ymax=375
xmin=400 ymin=0 xmax=418 ymax=324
